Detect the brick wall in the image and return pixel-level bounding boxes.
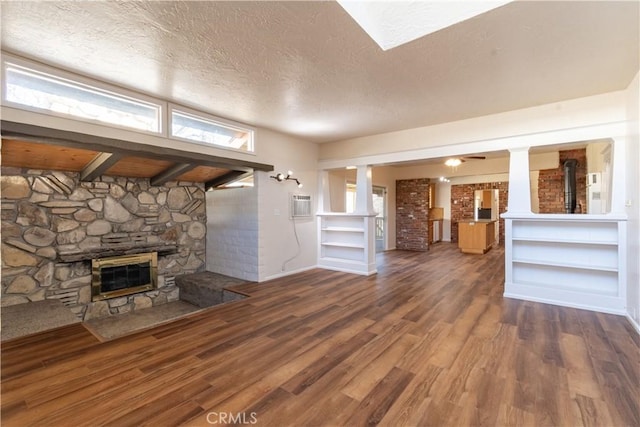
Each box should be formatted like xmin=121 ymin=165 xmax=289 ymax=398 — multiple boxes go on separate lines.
xmin=396 ymin=178 xmax=430 ymax=251
xmin=538 ymin=149 xmax=587 ymax=214
xmin=450 ymin=182 xmax=509 ymax=244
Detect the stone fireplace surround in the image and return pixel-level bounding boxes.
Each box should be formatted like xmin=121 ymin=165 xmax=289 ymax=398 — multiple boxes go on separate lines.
xmin=1 ymin=168 xmax=207 ymax=321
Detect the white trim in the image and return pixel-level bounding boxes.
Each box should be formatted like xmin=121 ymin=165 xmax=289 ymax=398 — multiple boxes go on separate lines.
xmin=260 ymin=265 xmax=318 ymax=282
xmin=168 ymin=103 xmax=256 ymax=155
xmin=626 ymin=314 xmax=640 ymax=335
xmin=318 ymin=263 xmax=378 ymax=276
xmin=318 ymin=121 xmax=627 ymax=170
xmin=1 ymin=52 xmax=166 ymax=137
xmin=0 ymin=52 xmax=260 ymax=156
xmin=501 ymin=212 xmax=628 ymax=221
xmin=504 ymin=290 xmax=626 ymax=316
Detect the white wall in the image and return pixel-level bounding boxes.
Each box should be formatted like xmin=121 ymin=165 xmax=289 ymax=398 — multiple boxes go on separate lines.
xmin=319 ymin=91 xmax=626 ymax=162
xmin=625 ymin=72 xmax=640 ymax=330
xmin=327 ymin=169 xmax=347 ymax=212
xmin=206 ymin=187 xmax=259 ymax=281
xmin=255 ymin=128 xmax=319 ymax=281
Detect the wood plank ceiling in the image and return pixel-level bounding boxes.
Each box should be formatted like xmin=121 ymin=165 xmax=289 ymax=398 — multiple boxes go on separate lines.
xmin=0 ymin=121 xmax=273 ymax=189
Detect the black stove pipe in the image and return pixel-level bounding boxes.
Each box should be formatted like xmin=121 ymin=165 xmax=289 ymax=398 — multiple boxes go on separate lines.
xmin=564 ymin=159 xmax=578 ymax=214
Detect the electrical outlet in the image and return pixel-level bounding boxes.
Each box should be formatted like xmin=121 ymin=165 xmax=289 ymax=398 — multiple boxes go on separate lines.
xmin=625 ymin=200 xmax=632 ymax=207
xmin=274 ymin=209 xmax=280 ymax=216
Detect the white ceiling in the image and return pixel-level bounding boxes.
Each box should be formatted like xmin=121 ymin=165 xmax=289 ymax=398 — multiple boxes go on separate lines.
xmin=1 ymin=1 xmax=638 ymax=144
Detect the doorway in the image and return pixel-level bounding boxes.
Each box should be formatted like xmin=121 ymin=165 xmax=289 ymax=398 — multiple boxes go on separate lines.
xmin=474 ymin=189 xmax=499 ymax=244
xmin=373 ymin=186 xmax=386 ymax=252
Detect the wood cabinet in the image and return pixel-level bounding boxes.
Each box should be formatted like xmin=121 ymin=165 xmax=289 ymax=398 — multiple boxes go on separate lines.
xmin=428 ymin=207 xmax=443 ymax=244
xmin=458 ymin=220 xmax=496 ymax=254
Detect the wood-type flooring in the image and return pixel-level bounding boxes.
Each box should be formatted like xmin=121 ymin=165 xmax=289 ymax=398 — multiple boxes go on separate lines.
xmin=1 ymin=243 xmax=638 ymax=426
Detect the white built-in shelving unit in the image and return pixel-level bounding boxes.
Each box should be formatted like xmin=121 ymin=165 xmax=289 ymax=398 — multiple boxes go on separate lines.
xmin=503 ymin=213 xmax=627 ymax=314
xmin=317 ymin=213 xmax=377 ymax=275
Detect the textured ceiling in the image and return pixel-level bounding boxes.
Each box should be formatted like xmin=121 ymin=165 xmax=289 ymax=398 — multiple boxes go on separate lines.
xmin=1 ymin=1 xmax=638 ymax=143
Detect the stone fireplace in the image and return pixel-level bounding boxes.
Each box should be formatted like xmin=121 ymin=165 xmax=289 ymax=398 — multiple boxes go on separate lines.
xmin=1 ymin=168 xmax=207 ymax=320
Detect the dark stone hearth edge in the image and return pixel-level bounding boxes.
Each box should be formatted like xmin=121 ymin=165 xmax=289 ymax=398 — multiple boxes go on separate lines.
xmin=176 ymin=271 xmax=249 ymax=308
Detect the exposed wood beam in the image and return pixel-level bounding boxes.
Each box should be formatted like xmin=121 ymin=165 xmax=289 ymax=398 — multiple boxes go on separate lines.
xmin=1 ymin=120 xmax=274 ymax=172
xmin=205 ymin=170 xmax=252 ymax=190
xmin=150 ymin=163 xmax=197 ymax=186
xmin=80 ymin=152 xmax=123 ymax=181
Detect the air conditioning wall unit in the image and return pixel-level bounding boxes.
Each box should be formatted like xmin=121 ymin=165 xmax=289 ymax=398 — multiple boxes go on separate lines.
xmin=291 ymin=194 xmax=312 ymax=218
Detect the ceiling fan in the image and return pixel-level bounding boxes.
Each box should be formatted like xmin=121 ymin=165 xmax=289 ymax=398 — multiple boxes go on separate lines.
xmin=444 ymin=156 xmax=486 ymax=167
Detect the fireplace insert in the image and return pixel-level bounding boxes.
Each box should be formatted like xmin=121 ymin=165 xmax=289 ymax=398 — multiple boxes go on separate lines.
xmin=91 ymin=252 xmax=158 ymax=301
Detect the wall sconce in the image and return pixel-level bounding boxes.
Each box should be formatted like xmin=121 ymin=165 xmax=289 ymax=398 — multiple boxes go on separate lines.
xmin=270 ymin=170 xmax=303 ymax=188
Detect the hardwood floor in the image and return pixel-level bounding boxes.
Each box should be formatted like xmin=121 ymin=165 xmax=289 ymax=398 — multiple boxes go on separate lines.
xmin=2 ymin=243 xmax=638 ymax=426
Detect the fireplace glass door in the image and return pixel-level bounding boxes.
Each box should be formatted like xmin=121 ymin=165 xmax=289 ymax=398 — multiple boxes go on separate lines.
xmin=92 ymin=252 xmax=157 ymax=301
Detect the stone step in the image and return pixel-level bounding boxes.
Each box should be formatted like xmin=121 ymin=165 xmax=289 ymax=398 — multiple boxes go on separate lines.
xmin=175 ymin=271 xmax=249 ymax=308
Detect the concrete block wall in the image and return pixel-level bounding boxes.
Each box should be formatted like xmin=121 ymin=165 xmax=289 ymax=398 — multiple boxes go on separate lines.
xmin=205 ymin=187 xmax=259 ymax=281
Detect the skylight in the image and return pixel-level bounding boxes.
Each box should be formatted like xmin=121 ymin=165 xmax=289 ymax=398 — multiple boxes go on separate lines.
xmin=337 ymin=1 xmax=512 ymax=51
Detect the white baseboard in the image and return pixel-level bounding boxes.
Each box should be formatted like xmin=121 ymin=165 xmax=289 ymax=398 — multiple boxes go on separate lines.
xmin=318 ymin=265 xmax=378 ymax=276
xmin=260 ymin=265 xmax=318 ymax=282
xmin=626 ymin=313 xmax=640 ymax=335
xmin=503 ymin=291 xmax=627 ymax=316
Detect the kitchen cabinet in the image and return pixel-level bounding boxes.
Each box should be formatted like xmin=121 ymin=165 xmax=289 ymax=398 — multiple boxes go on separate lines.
xmin=458 ymin=220 xmax=496 ymax=254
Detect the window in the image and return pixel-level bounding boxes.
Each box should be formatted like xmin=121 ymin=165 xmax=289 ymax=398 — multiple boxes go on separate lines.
xmin=170 ymin=107 xmax=254 ymax=153
xmin=3 ymin=61 xmax=162 ymax=133
xmin=1 ymin=55 xmax=258 ymax=152
xmin=221 ymin=174 xmax=254 ymax=189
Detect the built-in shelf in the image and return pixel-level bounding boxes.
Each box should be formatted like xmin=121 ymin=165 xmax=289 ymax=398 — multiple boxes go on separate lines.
xmin=511 ymin=236 xmax=617 ymax=245
xmin=317 ymin=213 xmax=377 ymax=275
xmin=513 ymin=279 xmax=619 ymax=297
xmin=512 ymin=258 xmax=618 ymax=272
xmin=321 ymin=241 xmax=365 ymax=249
xmin=502 ymin=213 xmax=627 ymax=314
xmin=321 ymin=227 xmax=365 ymax=233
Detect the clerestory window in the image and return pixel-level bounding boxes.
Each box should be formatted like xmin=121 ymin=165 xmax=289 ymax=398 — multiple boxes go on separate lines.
xmin=3 ymin=61 xmax=162 ymax=133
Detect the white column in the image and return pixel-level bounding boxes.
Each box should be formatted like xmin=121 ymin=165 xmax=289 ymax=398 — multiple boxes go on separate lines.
xmin=317 ymin=170 xmax=332 ymax=213
xmin=507 ymin=147 xmax=532 ymax=213
xmin=610 ymin=136 xmax=626 ymax=214
xmin=355 ymin=165 xmax=374 ymax=214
